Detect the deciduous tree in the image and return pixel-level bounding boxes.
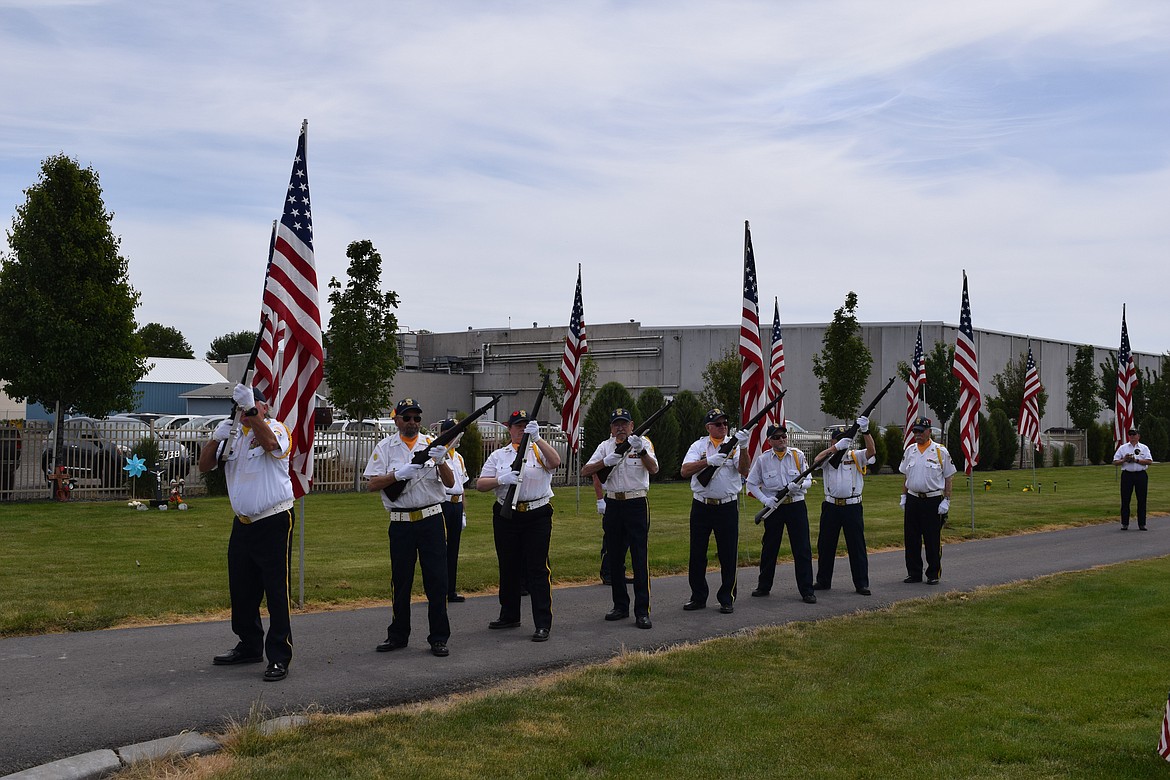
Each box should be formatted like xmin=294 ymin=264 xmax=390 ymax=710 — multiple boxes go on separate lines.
xmin=1065 ymin=345 xmax=1103 ymax=429
xmin=811 ymin=291 xmax=872 ymax=420
xmin=205 ymin=330 xmax=258 ymax=362
xmin=137 ymin=322 xmax=194 ymax=359
xmin=699 ymin=346 xmax=741 ymax=426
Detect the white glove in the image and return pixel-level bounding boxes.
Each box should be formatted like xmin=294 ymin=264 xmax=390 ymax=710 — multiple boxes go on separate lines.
xmin=707 ymin=451 xmax=728 ymax=468
xmin=428 ymin=445 xmax=449 ymax=464
xmin=899 ymin=494 xmax=907 ymax=508
xmin=232 ymin=383 xmax=255 ymax=409
xmin=856 ymin=416 xmax=869 ymax=433
xmin=211 ymin=420 xmax=234 ymax=441
xmin=762 ymin=495 xmax=779 ymax=510
xmin=394 ymin=463 xmax=423 ymax=481
xmin=787 ymin=480 xmax=803 ymax=494
xmin=938 ymin=498 xmax=950 ymax=515
xmin=626 ymin=435 xmax=645 ymax=454
xmin=834 ymin=438 xmax=851 ymax=451
xmin=461 ymin=512 xmax=467 ymax=529
xmin=734 ymin=429 xmax=751 ymax=447
xmin=524 ymin=421 xmax=541 ymax=441
xmin=603 ymin=451 xmax=623 ymax=467
xmin=496 ymin=470 xmax=519 ymax=486
xmin=596 ymin=498 xmax=606 ymax=515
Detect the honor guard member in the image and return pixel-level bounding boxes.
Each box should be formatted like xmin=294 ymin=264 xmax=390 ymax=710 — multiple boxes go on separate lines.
xmin=812 ymin=419 xmax=875 ymax=596
xmin=476 ymin=409 xmax=562 ymax=642
xmin=364 ymin=399 xmax=454 ymax=657
xmin=1112 ymin=428 xmax=1153 ymax=530
xmin=437 ymin=418 xmax=471 ymax=600
xmin=680 ymin=408 xmax=751 ymax=613
xmin=581 ymin=408 xmax=659 ymax=629
xmin=899 ymin=417 xmax=956 ymax=584
xmin=200 ymin=384 xmax=295 ymax=683
xmin=746 ymin=423 xmax=816 ymax=603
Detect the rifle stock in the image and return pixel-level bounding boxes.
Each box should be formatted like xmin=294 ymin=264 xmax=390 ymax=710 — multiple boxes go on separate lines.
xmin=499 ymin=375 xmax=551 ymax=518
xmin=694 ymin=391 xmax=785 ymax=488
xmin=595 ymin=399 xmax=675 ymax=485
xmin=381 ymin=395 xmax=502 ymax=502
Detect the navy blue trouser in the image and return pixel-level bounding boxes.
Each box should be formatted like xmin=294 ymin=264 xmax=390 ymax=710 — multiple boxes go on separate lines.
xmin=758 ymin=501 xmax=814 ymax=598
xmin=227 ymin=508 xmax=294 ymax=666
xmin=1120 ymin=470 xmax=1148 ymax=527
xmin=602 ymin=497 xmax=651 ymax=617
xmin=816 ymin=501 xmax=869 ymax=590
xmin=492 ymin=502 xmax=553 ymax=630
xmin=904 ymin=495 xmax=944 ymax=580
xmin=688 ymin=499 xmax=739 ymax=607
xmin=442 ymin=500 xmax=464 ymax=595
xmin=387 ymin=511 xmax=450 ymax=645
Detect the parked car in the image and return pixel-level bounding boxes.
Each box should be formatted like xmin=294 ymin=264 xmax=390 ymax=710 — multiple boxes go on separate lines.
xmin=41 ymin=416 xmax=191 ymax=486
xmin=153 ymin=414 xmax=200 ymax=433
xmin=315 ymin=419 xmax=397 ymax=474
xmin=172 ymin=414 xmax=229 ymax=456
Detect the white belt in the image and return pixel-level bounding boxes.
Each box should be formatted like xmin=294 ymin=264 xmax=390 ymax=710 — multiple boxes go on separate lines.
xmin=499 ymin=497 xmax=550 ymax=513
xmin=697 ymin=496 xmax=737 ymax=506
xmin=778 ymin=495 xmax=803 ymax=504
xmin=606 ymin=489 xmax=647 ymax=500
xmin=389 ymin=504 xmax=443 ymax=523
xmin=908 ymin=490 xmax=943 ymax=499
xmin=237 ymin=498 xmax=295 ymax=524
xmin=826 ymin=496 xmax=862 ymax=506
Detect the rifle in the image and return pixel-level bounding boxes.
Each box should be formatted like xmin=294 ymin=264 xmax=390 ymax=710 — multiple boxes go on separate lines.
xmin=594 ymin=398 xmax=675 ymax=485
xmin=694 ymin=391 xmax=786 ymax=488
xmin=499 ymin=374 xmax=551 ymax=519
xmin=752 ymin=376 xmax=896 ymax=525
xmin=381 ymin=394 xmax=502 ymax=502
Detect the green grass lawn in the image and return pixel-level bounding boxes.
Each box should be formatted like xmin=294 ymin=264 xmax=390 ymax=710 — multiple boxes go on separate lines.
xmin=0 ymin=464 xmax=1163 ymax=636
xmin=191 ymin=558 xmax=1170 ymax=779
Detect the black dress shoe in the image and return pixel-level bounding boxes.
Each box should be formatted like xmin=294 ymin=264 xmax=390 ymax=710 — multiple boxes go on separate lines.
xmin=903 ymin=576 xmax=922 ymax=583
xmin=719 ymin=603 xmax=735 ymax=614
xmin=263 ymin=662 xmax=287 ymax=682
xmin=1121 ymin=524 xmax=1129 ymax=530
xmin=488 ymin=619 xmax=521 ymax=630
xmin=448 ymin=593 xmax=466 ymax=603
xmin=376 ymin=636 xmax=408 ymax=652
xmin=856 ymin=587 xmax=872 ymax=596
xmin=213 ymin=648 xmax=263 ymax=665
xmin=604 ymin=608 xmax=629 ymax=621
xmin=926 ymin=577 xmax=939 ymax=584
xmin=812 ymin=582 xmax=830 ymax=591
xmin=682 ymin=600 xmax=706 ymax=611
xmin=532 ymin=628 xmax=550 ymax=642
xmin=600 ymin=576 xmax=612 ymax=586
xmin=520 ymin=586 xmax=530 ymax=596
xmin=1140 ymin=526 xmax=1148 ymax=531
xmin=802 ymin=594 xmax=817 ymax=604
xmin=430 ymin=642 xmax=450 ymax=657
xmin=635 ymin=615 xmax=652 ymax=629
xmin=750 ymin=589 xmax=769 ymax=597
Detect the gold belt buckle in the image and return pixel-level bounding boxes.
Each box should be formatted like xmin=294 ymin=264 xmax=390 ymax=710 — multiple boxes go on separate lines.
xmin=834 ymin=499 xmax=847 ymax=506
xmin=614 ymin=492 xmax=626 ymax=500
xmin=516 ymin=501 xmax=529 ymax=512
xmin=238 ymin=514 xmax=253 ymax=524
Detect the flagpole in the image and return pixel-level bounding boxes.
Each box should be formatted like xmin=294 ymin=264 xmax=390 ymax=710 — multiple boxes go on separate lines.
xmin=299 ymin=496 xmax=305 ymax=607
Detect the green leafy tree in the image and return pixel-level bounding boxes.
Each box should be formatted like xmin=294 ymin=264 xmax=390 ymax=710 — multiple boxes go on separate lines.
xmin=456 ymin=414 xmax=485 ymax=479
xmin=0 ymin=154 xmax=145 ymax=466
xmin=811 ymin=291 xmax=873 ymax=419
xmin=974 ymin=411 xmax=998 ymax=472
xmin=987 ymin=408 xmax=1018 ymax=470
xmin=1066 ymin=345 xmax=1103 ymax=429
xmin=1140 ymin=415 xmax=1169 ymax=461
xmin=1099 ymin=353 xmax=1146 ymax=425
xmin=136 ymin=322 xmax=194 ymax=359
xmin=868 ymin=423 xmax=887 ymax=473
xmin=883 ymin=424 xmax=905 ymax=473
xmin=986 ymin=353 xmax=1048 ymax=426
xmin=324 ymin=240 xmax=400 ymax=421
xmin=699 ymin=346 xmax=741 ymax=426
xmin=538 ymin=355 xmax=599 ymax=423
xmin=925 ymin=341 xmax=960 ymax=431
xmin=206 ymin=330 xmax=258 ymax=362
xmin=582 ymin=382 xmax=637 ymax=462
xmin=1142 ymin=354 xmax=1170 ymax=423
xmin=671 ymin=389 xmax=705 ymax=473
xmin=637 ymin=386 xmax=680 ymax=481
xmin=1086 ymin=420 xmax=1107 ymax=465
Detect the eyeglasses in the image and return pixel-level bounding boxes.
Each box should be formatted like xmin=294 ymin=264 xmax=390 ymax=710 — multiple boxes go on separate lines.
xmin=398 ymin=415 xmax=422 ymax=422
xmin=769 ymin=434 xmax=787 ymax=440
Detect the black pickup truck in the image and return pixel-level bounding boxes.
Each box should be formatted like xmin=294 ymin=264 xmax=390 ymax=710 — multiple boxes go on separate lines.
xmin=0 ymin=423 xmax=22 ymax=496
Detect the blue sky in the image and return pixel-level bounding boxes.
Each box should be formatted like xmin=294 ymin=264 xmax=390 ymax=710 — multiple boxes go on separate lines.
xmin=1 ymin=0 xmax=1167 ymax=358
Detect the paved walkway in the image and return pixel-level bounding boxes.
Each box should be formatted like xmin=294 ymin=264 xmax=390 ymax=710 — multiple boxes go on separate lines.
xmin=2 ymin=521 xmax=1168 ymax=774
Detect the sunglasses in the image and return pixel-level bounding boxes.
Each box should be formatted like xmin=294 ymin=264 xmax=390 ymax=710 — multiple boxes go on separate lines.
xmin=769 ymin=433 xmax=787 ymax=440
xmin=398 ymin=415 xmax=422 ymax=422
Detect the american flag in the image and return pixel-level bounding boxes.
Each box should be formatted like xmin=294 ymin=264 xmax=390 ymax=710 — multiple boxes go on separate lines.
xmin=904 ymin=323 xmax=925 ymax=448
xmin=1018 ymin=345 xmax=1041 ymax=452
xmin=768 ymin=298 xmax=785 ymax=429
xmin=252 ymin=121 xmax=324 ymax=498
xmin=1159 ymin=690 xmax=1170 ymax=761
xmin=952 ymin=272 xmax=981 ymax=475
xmin=739 ymin=221 xmax=766 ymax=455
xmin=1115 ymin=306 xmax=1137 ymax=450
xmin=559 ymin=264 xmax=587 ymax=454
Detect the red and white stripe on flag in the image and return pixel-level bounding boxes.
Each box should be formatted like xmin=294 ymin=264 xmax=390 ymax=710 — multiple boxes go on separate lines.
xmin=559 ymin=265 xmax=587 ymax=454
xmin=257 ymin=121 xmax=324 ymax=499
xmin=1159 ymin=690 xmax=1170 ymax=761
xmin=952 ymin=272 xmax=981 ymax=475
xmin=1115 ymin=306 xmax=1136 ymax=450
xmin=1018 ymin=345 xmax=1042 ymax=451
xmin=739 ymin=222 xmax=766 ymax=455
xmin=768 ymin=298 xmax=785 ymax=430
xmin=905 ymin=323 xmax=925 ymax=448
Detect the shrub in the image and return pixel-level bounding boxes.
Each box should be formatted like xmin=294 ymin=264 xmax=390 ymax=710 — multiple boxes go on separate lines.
xmin=1035 ymin=443 xmax=1046 ymax=468
xmin=868 ymin=423 xmax=887 ymax=473
xmin=974 ymin=412 xmax=998 ymax=472
xmin=637 ymin=387 xmax=680 ymax=482
xmin=582 ymin=382 xmax=637 ymax=463
xmin=129 ymin=437 xmax=161 ymax=499
xmin=883 ymin=425 xmax=905 ymax=473
xmin=1086 ymin=421 xmax=1106 ymax=465
xmin=1062 ymin=442 xmax=1077 ymax=466
xmin=458 ymin=418 xmax=485 ymax=479
xmin=1140 ymin=415 xmax=1169 ymax=461
xmin=1050 ymin=445 xmax=1062 ymax=467
xmin=988 ymin=409 xmax=1018 ymax=470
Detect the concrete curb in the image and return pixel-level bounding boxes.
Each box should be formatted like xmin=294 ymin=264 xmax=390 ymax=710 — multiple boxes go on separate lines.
xmin=2 ymin=717 xmax=305 ymax=780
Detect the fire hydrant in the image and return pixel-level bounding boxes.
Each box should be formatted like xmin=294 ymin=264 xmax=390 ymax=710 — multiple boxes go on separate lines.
xmin=47 ymin=466 xmax=72 ymax=501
